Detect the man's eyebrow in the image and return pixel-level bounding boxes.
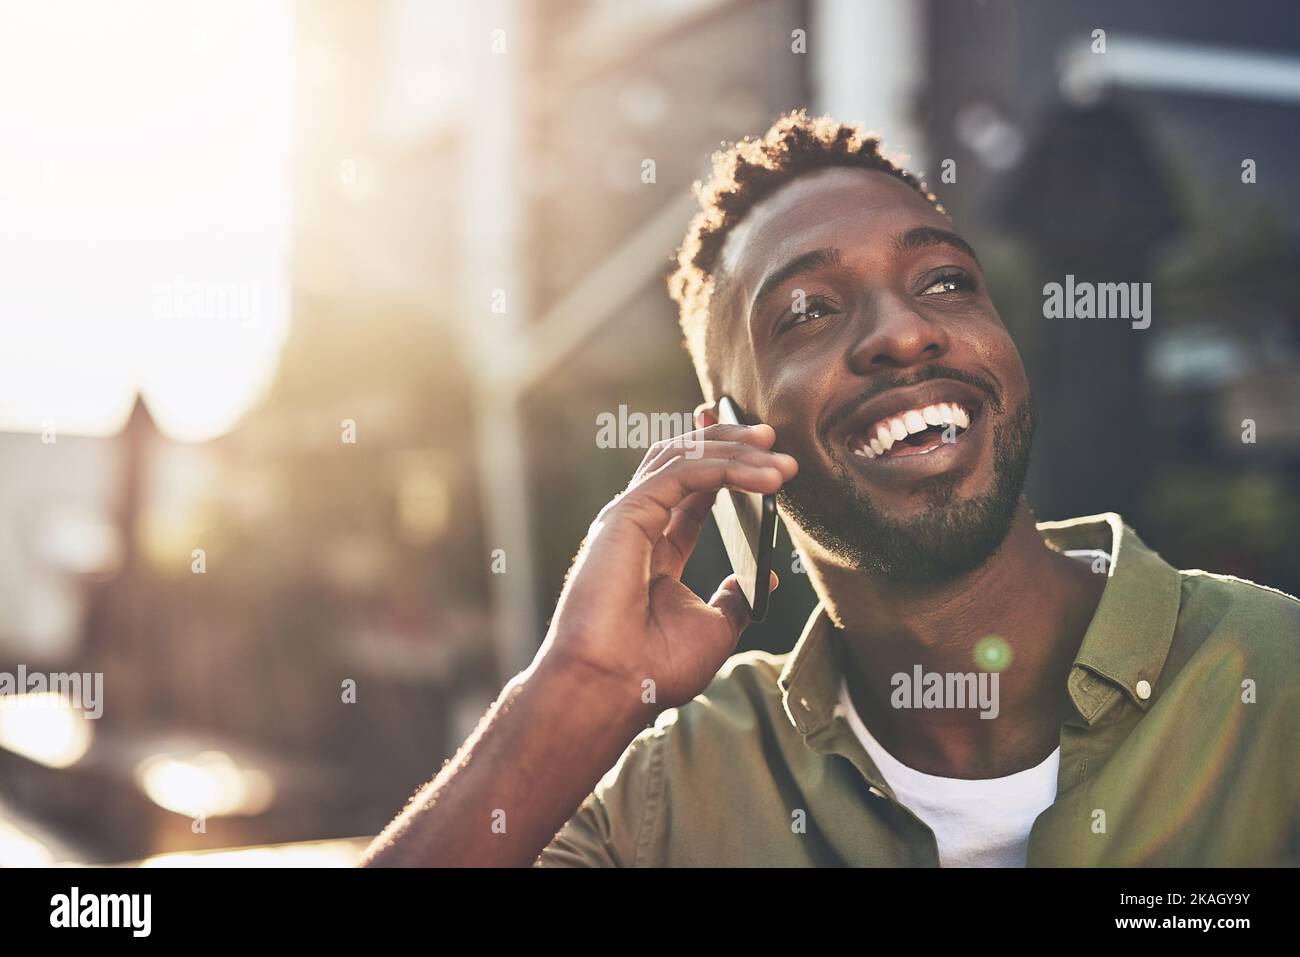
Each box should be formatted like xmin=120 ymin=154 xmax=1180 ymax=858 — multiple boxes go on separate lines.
xmin=743 ymin=229 xmax=977 ymax=328
xmin=895 ymin=226 xmax=980 ymax=264
xmin=748 ymin=247 xmax=844 ymax=326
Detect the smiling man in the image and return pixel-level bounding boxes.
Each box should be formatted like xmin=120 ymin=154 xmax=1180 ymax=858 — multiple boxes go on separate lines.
xmin=361 ymin=111 xmax=1300 ymax=868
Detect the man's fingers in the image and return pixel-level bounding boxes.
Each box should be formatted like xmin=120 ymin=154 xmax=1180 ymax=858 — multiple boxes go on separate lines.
xmin=709 ymin=570 xmax=781 ymax=641
xmin=605 ymin=457 xmax=787 ymax=547
xmin=642 ymin=457 xmax=786 ymax=513
xmin=653 ymin=489 xmax=715 ymax=578
xmin=642 ymin=438 xmax=793 ymax=476
xmin=635 ymin=422 xmax=777 ymax=473
xmin=707 ymin=574 xmax=752 ymax=643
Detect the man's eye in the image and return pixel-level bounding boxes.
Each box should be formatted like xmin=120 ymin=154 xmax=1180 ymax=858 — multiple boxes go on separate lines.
xmin=788 ymin=297 xmax=837 ymax=326
xmin=920 ymin=273 xmax=976 ymax=296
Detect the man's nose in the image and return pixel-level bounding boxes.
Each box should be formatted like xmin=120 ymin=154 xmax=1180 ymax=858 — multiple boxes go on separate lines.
xmin=846 ymin=293 xmax=950 ymax=371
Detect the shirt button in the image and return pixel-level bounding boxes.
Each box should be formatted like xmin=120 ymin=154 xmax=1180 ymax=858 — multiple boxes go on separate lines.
xmin=800 ymin=697 xmax=810 ymax=711
xmin=1135 ymin=679 xmax=1152 ymax=700
xmin=867 ymin=786 xmax=887 ymax=799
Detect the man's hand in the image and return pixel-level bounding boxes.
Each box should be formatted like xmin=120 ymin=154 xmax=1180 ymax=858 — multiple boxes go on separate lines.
xmin=538 ymin=421 xmax=797 ymax=711
xmin=359 ymin=419 xmax=796 ymax=867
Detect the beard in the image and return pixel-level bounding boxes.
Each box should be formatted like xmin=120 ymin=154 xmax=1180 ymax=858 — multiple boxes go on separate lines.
xmin=777 ymin=394 xmax=1036 ymax=585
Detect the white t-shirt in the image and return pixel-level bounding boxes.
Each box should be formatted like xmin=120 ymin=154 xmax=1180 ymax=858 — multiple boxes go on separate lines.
xmin=838 ymin=677 xmax=1058 ymax=867
xmin=835 ymin=547 xmax=1106 ymax=867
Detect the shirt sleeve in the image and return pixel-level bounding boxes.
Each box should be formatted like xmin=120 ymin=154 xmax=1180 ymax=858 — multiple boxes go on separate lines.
xmin=533 ymin=723 xmax=666 ymax=868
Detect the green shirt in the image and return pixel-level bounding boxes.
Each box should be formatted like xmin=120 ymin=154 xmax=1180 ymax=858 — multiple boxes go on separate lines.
xmin=535 ymin=513 xmax=1300 ymax=866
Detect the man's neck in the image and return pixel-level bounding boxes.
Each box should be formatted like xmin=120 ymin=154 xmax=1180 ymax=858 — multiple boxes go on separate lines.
xmin=802 ymin=504 xmax=1107 ymax=779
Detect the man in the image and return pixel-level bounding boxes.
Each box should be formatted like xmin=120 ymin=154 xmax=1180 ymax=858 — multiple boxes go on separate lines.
xmin=361 ymin=110 xmax=1299 ymax=867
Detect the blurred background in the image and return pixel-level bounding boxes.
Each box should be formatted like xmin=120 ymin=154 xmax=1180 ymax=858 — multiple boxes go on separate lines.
xmin=1 ymin=0 xmax=1298 ymax=865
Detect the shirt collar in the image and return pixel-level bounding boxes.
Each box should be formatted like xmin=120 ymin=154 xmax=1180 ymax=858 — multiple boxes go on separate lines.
xmin=777 ymin=512 xmax=1184 ymax=737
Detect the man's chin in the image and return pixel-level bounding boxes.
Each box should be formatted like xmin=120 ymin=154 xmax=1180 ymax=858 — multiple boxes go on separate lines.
xmin=780 ymin=484 xmax=1020 ymax=584
xmin=778 ymin=394 xmax=1036 ymax=585
xmin=843 ymin=460 xmax=970 ymax=509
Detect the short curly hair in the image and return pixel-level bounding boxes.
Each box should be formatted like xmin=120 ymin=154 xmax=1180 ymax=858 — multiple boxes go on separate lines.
xmin=666 ymin=109 xmax=945 ymax=396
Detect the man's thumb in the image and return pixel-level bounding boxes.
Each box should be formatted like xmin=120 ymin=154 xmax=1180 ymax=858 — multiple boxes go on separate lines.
xmin=707 ymin=571 xmax=777 ymax=638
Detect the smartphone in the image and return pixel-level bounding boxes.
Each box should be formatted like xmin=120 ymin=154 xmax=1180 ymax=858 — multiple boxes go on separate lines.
xmin=710 ymin=396 xmax=779 ymax=622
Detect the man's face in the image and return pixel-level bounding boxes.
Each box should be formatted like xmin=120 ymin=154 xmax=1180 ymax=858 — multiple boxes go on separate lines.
xmin=711 ymin=166 xmax=1035 ymax=584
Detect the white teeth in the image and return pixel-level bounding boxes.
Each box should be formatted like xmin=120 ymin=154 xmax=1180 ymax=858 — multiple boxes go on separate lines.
xmin=855 ymin=401 xmax=974 ymax=458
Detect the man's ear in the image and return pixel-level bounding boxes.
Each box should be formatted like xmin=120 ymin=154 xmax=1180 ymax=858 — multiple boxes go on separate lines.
xmin=694 ymin=400 xmax=719 ymax=429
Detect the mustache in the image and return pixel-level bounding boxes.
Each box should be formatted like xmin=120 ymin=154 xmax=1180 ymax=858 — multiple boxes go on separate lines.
xmin=820 ymin=365 xmax=1004 ymax=446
